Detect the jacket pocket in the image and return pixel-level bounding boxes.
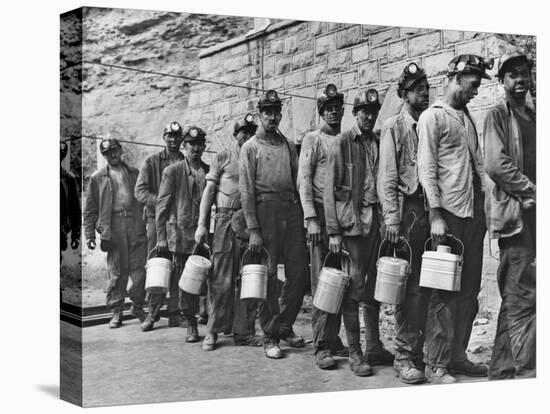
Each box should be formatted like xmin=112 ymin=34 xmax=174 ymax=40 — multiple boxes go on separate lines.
xmin=334 ymin=185 xmax=355 ymax=231
xmin=488 ymin=186 xmax=521 ymax=236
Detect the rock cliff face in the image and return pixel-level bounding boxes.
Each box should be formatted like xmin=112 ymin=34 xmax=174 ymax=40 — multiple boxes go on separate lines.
xmin=74 ymin=7 xmax=254 ymax=175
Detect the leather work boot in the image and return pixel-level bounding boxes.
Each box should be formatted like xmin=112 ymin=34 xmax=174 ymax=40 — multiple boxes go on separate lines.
xmin=331 ymin=338 xmax=349 ymax=357
xmin=452 ymin=360 xmax=488 ymax=377
xmin=315 ymin=349 xmax=336 ymax=370
xmin=349 ymin=349 xmax=373 ymax=377
xmin=264 ymin=338 xmax=283 ymax=359
xmin=202 ymin=333 xmax=217 ymax=351
xmin=168 ymin=313 xmax=183 ymax=327
xmin=425 ymin=365 xmax=457 ymax=384
xmin=394 ymin=359 xmax=426 ymax=384
xmin=130 ymin=305 xmax=146 ymax=323
xmin=280 ymin=331 xmax=305 ymax=348
xmin=186 ymin=324 xmax=200 ymax=343
xmin=108 ymin=310 xmax=123 ymax=329
xmin=197 ymin=313 xmax=208 ymax=325
xmin=366 ymin=347 xmax=395 ymax=366
xmin=141 ymin=313 xmax=155 ymax=332
xmin=233 ymin=335 xmax=263 ymax=347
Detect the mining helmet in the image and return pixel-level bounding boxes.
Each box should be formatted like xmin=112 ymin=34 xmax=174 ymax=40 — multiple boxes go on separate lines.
xmin=60 ymin=141 xmax=68 ymax=159
xmin=257 ymin=89 xmax=282 ymax=111
xmin=447 ymin=54 xmax=493 ymax=80
xmin=398 ymin=62 xmax=428 ymax=98
xmin=183 ymin=126 xmax=206 ymax=142
xmin=233 ymin=113 xmax=258 ymax=136
xmin=163 ymin=121 xmax=183 ymax=137
xmin=317 ymin=84 xmax=345 ymax=115
xmin=99 ymin=138 xmax=122 ymax=154
xmin=497 ymin=52 xmax=533 ymax=79
xmin=353 ymin=88 xmax=381 ymax=112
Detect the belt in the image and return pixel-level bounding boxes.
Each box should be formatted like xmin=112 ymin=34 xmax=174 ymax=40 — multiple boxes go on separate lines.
xmin=216 ymin=207 xmax=240 ymax=213
xmin=257 ymin=192 xmax=298 ymax=203
xmin=112 ymin=209 xmax=134 ymax=218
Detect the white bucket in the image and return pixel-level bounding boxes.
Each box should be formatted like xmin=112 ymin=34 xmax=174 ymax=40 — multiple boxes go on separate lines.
xmin=313 ymin=251 xmax=351 ymax=314
xmin=145 ymin=248 xmax=172 ymax=294
xmin=179 ymin=244 xmax=212 ymax=295
xmin=374 ymin=238 xmax=411 ymax=305
xmin=240 ymin=247 xmax=270 ymax=300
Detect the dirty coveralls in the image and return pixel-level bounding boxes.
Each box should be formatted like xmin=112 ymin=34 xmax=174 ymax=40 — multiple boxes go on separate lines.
xmin=378 ymin=108 xmax=431 ymax=365
xmin=484 ymin=103 xmax=536 ymax=379
xmin=417 ymin=101 xmax=486 ymax=369
xmin=205 ymin=146 xmax=257 ymax=336
xmin=156 ymin=156 xmax=209 ymax=324
xmin=239 ymin=132 xmax=308 ymax=341
xmin=83 ymin=163 xmax=147 ymax=313
xmin=324 ymin=124 xmax=386 ymax=356
xmin=298 ymin=126 xmax=345 ymax=353
xmin=135 ymin=148 xmax=184 ymax=318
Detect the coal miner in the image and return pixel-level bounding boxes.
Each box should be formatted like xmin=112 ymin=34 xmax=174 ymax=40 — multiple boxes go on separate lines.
xmin=135 ymin=121 xmax=185 ymax=331
xmin=484 ymin=52 xmax=536 ymax=379
xmin=324 ymin=89 xmax=394 ymax=377
xmin=195 ymin=114 xmax=263 ymax=351
xmin=60 ymin=141 xmax=81 ymax=254
xmin=239 ymin=89 xmax=309 ymax=359
xmin=297 ymin=84 xmax=349 ymax=370
xmin=417 ymin=54 xmax=490 ymax=383
xmin=84 ymin=138 xmax=147 ymax=329
xmin=377 ymin=63 xmax=431 ymax=384
xmin=155 ymin=126 xmax=209 ymax=343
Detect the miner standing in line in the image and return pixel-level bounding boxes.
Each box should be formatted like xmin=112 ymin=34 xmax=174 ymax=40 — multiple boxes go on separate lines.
xmin=60 ymin=141 xmax=81 ymax=254
xmin=324 ymin=89 xmax=394 ymax=376
xmin=297 ymin=84 xmax=349 ymax=370
xmin=195 ymin=114 xmax=264 ymax=351
xmin=378 ymin=63 xmax=431 ymax=384
xmin=156 ymin=126 xmax=209 ymax=343
xmin=484 ymin=52 xmax=536 ymax=379
xmin=417 ymin=54 xmax=491 ymax=383
xmin=239 ymin=90 xmax=309 ymax=359
xmin=135 ymin=122 xmax=185 ymax=331
xmin=84 ymin=139 xmax=147 ymax=328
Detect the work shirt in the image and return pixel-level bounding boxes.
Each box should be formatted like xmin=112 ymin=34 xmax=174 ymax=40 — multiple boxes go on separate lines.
xmin=417 ymin=100 xmax=485 ymax=219
xmin=517 ymin=111 xmax=536 ymax=183
xmin=239 ymin=132 xmax=299 ymax=230
xmin=135 ymin=149 xmax=185 ymax=218
xmin=324 ymin=123 xmax=379 ymax=237
xmin=61 ymin=167 xmax=81 ymax=240
xmin=156 ymin=155 xmax=209 ymax=254
xmin=297 ymin=125 xmax=337 ymax=220
xmin=378 ymin=107 xmax=421 ymax=226
xmin=109 ymin=166 xmax=132 ymax=212
xmin=483 ymin=102 xmax=536 ymax=239
xmin=206 ymin=144 xmax=241 ymax=209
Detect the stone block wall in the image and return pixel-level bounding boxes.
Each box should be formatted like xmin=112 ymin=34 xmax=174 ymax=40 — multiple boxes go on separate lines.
xmin=187 ymin=20 xmax=517 ymax=158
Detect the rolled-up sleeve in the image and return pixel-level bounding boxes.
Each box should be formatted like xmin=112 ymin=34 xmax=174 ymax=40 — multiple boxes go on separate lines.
xmin=205 ymin=151 xmax=227 ymax=185
xmin=297 ymin=133 xmax=318 ymax=220
xmin=378 ymin=123 xmax=401 ymax=225
xmin=483 ymin=108 xmax=535 ymax=200
xmin=239 ymin=143 xmax=259 ymax=230
xmin=417 ymin=109 xmax=442 ymax=209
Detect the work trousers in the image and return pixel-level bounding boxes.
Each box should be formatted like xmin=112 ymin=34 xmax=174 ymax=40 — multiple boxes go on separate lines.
xmin=389 ymin=195 xmax=431 ymax=363
xmin=310 ymin=204 xmax=344 ymax=353
xmin=341 ymin=214 xmax=384 ymax=354
xmin=206 ymin=211 xmax=257 ymax=336
xmin=255 ymin=200 xmax=308 ymax=340
xmin=489 ymin=208 xmax=536 ymax=379
xmin=423 ymin=187 xmax=486 ymax=368
xmin=106 ymin=215 xmax=147 ymax=312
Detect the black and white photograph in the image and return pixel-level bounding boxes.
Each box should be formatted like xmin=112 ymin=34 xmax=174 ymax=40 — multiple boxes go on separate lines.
xmin=57 ymin=3 xmax=540 ymax=408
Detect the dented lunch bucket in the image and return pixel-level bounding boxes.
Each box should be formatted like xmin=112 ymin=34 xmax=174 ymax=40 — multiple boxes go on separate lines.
xmin=313 ymin=251 xmax=351 ymax=314
xmin=419 ymin=234 xmax=464 ymax=292
xmin=240 ymin=247 xmax=270 ymax=301
xmin=374 ymin=237 xmax=411 ymax=305
xmin=144 ymin=248 xmax=172 ymax=294
xmin=179 ymin=243 xmax=212 ymax=295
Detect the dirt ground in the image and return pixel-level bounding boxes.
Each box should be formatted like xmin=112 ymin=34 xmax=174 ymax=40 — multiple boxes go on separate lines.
xmin=71 ymin=304 xmax=493 ymax=407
